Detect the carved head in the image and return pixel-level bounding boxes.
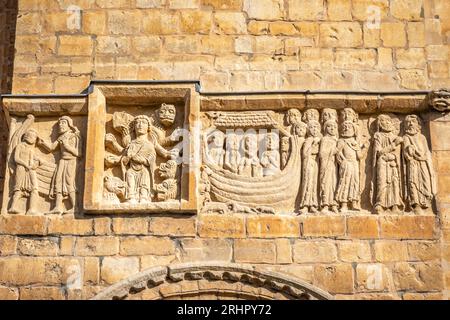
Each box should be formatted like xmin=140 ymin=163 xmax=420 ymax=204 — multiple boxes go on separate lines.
xmin=307 ymin=120 xmax=321 ymax=137
xmin=303 ymin=109 xmax=320 ymax=123
xmin=295 ymin=122 xmax=307 ymax=137
xmin=341 ymin=120 xmax=356 ymax=138
xmin=242 ymin=134 xmax=258 ymax=156
xmin=23 ymin=129 xmax=38 ymax=145
xmin=265 ymin=132 xmax=279 ymax=151
xmin=159 ymin=160 xmax=177 ymax=179
xmin=58 ymin=116 xmax=79 ymax=135
xmin=405 ymin=115 xmax=422 ymax=135
xmin=208 ymin=130 xmax=225 ymax=148
xmin=158 ymin=103 xmax=176 ymax=127
xmin=134 ymin=115 xmax=152 ymax=136
xmin=281 ymin=136 xmax=290 ymax=151
xmin=340 ymin=108 xmax=358 ymax=123
xmin=377 ymin=114 xmax=394 ymax=132
xmin=286 ymin=109 xmax=302 ymax=126
xmin=226 ymin=132 xmax=239 ymax=150
xmin=321 ymin=109 xmax=338 ymax=124
xmin=324 ymin=120 xmax=338 ymax=137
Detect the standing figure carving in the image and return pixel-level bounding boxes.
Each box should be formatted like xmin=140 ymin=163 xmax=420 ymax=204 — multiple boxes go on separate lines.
xmin=224 ymin=133 xmax=240 ymax=173
xmin=299 ymin=120 xmax=322 ymax=213
xmin=9 ymin=128 xmax=41 ymax=215
xmin=335 ymin=120 xmax=367 ymax=212
xmin=402 ymin=115 xmax=436 ymax=213
xmin=372 ymin=114 xmax=404 ymax=214
xmin=39 ymin=116 xmax=81 ymax=214
xmin=238 ymin=133 xmax=262 ymax=177
xmin=260 ymin=132 xmax=281 ymax=176
xmin=280 ymin=136 xmax=290 ymax=170
xmin=206 ymin=131 xmax=225 ymax=168
xmin=319 ymin=120 xmax=339 ymax=213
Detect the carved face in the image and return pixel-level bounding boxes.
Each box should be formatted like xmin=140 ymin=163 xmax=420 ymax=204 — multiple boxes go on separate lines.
xmin=135 ymin=118 xmax=149 ymax=135
xmin=211 ymin=132 xmax=225 ymax=148
xmin=325 ymin=121 xmax=338 ymax=136
xmin=341 ymin=108 xmax=358 ymax=123
xmin=322 ymin=109 xmax=337 ymax=123
xmin=342 ymin=121 xmax=355 ymax=137
xmin=308 ymin=121 xmax=320 ymax=137
xmin=405 ymin=116 xmax=420 ymax=135
xmin=58 ymin=119 xmax=69 ymax=134
xmin=266 ymin=133 xmax=278 ymax=151
xmin=243 ymin=135 xmax=257 ymax=156
xmin=158 ymin=104 xmax=176 ymax=127
xmin=281 ymin=137 xmax=290 ymax=151
xmin=226 ymin=134 xmax=239 ymax=150
xmin=297 ymin=124 xmax=307 ymax=137
xmin=287 ymin=109 xmax=302 ymax=125
xmin=159 ymin=160 xmax=177 ymax=179
xmin=23 ymin=130 xmax=37 ymax=144
xmin=378 ymin=115 xmax=393 ymax=132
xmin=303 ymin=109 xmax=319 ymax=123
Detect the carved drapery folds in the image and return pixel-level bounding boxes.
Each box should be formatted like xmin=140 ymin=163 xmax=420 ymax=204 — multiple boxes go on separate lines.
xmin=1 ymin=85 xmax=446 ymax=216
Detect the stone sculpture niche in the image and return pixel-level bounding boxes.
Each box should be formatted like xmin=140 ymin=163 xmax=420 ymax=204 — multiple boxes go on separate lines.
xmin=2 ymin=113 xmax=84 ymax=215
xmin=199 ymin=107 xmax=437 ymax=216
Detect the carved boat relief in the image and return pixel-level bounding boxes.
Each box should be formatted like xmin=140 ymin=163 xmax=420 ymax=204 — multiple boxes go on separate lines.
xmin=199 ymin=107 xmax=437 ymax=216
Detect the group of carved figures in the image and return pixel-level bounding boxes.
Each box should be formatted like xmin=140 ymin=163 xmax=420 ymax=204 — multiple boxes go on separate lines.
xmin=203 ymin=107 xmax=436 ymax=215
xmin=8 ymin=115 xmax=81 ymax=215
xmin=205 ymin=130 xmax=283 ymax=178
xmin=287 ymin=108 xmax=436 ymax=214
xmin=103 ymin=103 xmax=182 ymax=204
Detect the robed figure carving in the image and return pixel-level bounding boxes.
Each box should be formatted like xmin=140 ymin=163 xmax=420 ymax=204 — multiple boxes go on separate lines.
xmin=402 ymin=115 xmax=436 ymax=213
xmin=319 ymin=120 xmax=339 ymax=213
xmin=372 ymin=114 xmax=404 ymax=214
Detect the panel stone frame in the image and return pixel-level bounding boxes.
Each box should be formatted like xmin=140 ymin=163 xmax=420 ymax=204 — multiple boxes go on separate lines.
xmin=83 ymin=83 xmax=200 ymax=214
xmin=0 ymin=96 xmax=88 ymax=215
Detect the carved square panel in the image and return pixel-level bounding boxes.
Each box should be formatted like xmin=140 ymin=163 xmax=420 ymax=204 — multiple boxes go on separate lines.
xmin=1 ymin=97 xmax=88 ymax=215
xmin=83 ymin=84 xmax=200 ymax=214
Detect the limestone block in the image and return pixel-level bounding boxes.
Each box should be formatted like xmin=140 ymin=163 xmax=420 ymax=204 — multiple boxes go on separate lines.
xmin=19 ymin=287 xmax=65 ymax=300
xmin=234 ymin=239 xmax=276 ymax=263
xmin=247 ymin=21 xmax=269 ymax=35
xmin=314 ymin=264 xmax=354 ymax=294
xmin=390 ymin=0 xmax=423 ymax=20
xmin=101 ymin=257 xmax=140 ymax=285
xmin=58 ymin=35 xmax=93 ymax=56
xmin=180 ymin=10 xmax=212 ymax=34
xmin=119 ymin=236 xmax=175 ymax=256
xmin=288 ymin=0 xmax=324 ymax=20
xmin=399 ymin=69 xmax=428 ymax=90
xmin=396 ymin=48 xmax=426 ymax=69
xmin=214 ymin=12 xmax=247 ymax=34
xmin=243 ymin=0 xmax=283 ymax=20
xmin=320 ymin=22 xmax=363 ymax=47
xmin=247 ymin=215 xmax=300 ymax=238
xmin=112 ymin=218 xmax=149 ymax=235
xmin=380 ymin=23 xmax=407 ymax=47
xmin=407 ymin=22 xmax=426 ymax=47
xmin=393 ymin=262 xmax=443 ymax=291
xmin=0 ymin=236 xmax=17 ymax=255
xmin=48 ymin=218 xmax=93 ymax=236
xmin=198 ymin=214 xmax=245 ymax=238
xmin=407 ymin=241 xmax=440 ymax=261
xmin=380 ymin=216 xmax=436 ymax=240
xmin=0 ymin=216 xmax=47 ymax=235
xmin=374 ymin=240 xmax=409 ymax=262
xmin=338 ymin=241 xmax=372 ymax=262
xmin=17 ymin=238 xmax=59 ymax=256
xmin=335 ymin=49 xmax=377 ymax=70
xmin=202 ymin=0 xmax=242 ymax=10
xmin=177 ymin=238 xmax=232 ymax=262
xmin=75 ymin=237 xmax=119 ymax=256
xmin=169 ymin=0 xmax=200 ymax=8
xmin=302 ymin=216 xmax=345 ymax=237
xmin=352 ymin=0 xmax=389 ymax=20
xmin=327 ymin=0 xmax=352 ymax=20
xmin=356 ymin=263 xmax=391 ymax=292
xmin=293 ymin=241 xmax=337 ymax=263
xmin=0 ymin=287 xmax=19 ymax=300
xmin=149 ymin=217 xmax=196 ymax=236
xmin=346 ymin=216 xmax=379 ymax=239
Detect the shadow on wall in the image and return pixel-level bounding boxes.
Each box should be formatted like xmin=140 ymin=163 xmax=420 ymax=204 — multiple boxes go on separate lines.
xmin=0 ymin=0 xmax=18 ymax=205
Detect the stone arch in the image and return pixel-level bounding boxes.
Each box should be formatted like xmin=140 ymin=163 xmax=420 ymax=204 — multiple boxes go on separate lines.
xmin=92 ymin=262 xmax=333 ymax=300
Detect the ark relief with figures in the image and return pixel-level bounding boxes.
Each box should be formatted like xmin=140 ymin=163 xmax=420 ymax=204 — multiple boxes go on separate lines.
xmin=1 ymin=84 xmax=449 ymax=217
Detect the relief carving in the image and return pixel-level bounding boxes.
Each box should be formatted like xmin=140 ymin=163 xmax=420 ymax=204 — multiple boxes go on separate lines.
xmin=6 ymin=114 xmax=82 ymax=215
xmin=104 ymin=110 xmax=179 ymax=205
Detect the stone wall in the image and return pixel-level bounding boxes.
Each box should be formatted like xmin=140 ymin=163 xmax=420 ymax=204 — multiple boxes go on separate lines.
xmin=0 ymin=0 xmax=450 ymax=300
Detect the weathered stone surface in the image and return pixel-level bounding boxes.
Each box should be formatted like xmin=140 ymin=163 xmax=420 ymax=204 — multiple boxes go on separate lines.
xmin=356 ymin=263 xmax=391 ymax=292
xmin=0 ymin=286 xmax=19 ymax=300
xmin=380 ymin=23 xmax=407 ymax=47
xmin=314 ymin=264 xmax=354 ymax=294
xmin=58 ymin=35 xmax=93 ymax=56
xmin=101 ymin=257 xmax=140 ymax=285
xmin=75 ymin=237 xmax=119 ymax=256
xmin=178 ymin=238 xmax=232 ymax=262
xmin=19 ymin=287 xmax=65 ymax=300
xmin=244 ymin=0 xmax=283 ymax=20
xmin=0 ymin=236 xmax=17 ymax=255
xmin=320 ymin=22 xmax=363 ymax=47
xmin=407 ymin=241 xmax=441 ymax=261
xmin=112 ymin=218 xmax=149 ymax=235
xmin=214 ymin=12 xmax=246 ymax=34
xmin=393 ymin=262 xmax=443 ymax=291
xmin=302 ymin=216 xmax=345 ymax=237
xmin=198 ymin=215 xmax=245 ymax=238
xmin=380 ymin=216 xmax=437 ymax=240
xmin=48 ymin=218 xmax=93 ymax=236
xmin=293 ymin=241 xmax=337 ymax=263
xmin=347 ymin=216 xmax=379 ymax=239
xmin=120 ymin=237 xmax=175 ymax=256
xmin=0 ymin=216 xmax=47 ymax=236
xmin=234 ymin=239 xmax=276 ymax=263
xmin=247 ymin=216 xmax=300 ymax=238
xmin=338 ymin=241 xmax=372 ymax=263
xmin=149 ymin=217 xmax=196 ymax=236
xmin=390 ymin=0 xmax=423 ymax=20
xmin=17 ymin=238 xmax=59 ymax=256
xmin=374 ymin=241 xmax=409 ymax=262
xmin=288 ymin=0 xmax=324 ymax=20
xmin=275 ymin=239 xmax=292 ymax=264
